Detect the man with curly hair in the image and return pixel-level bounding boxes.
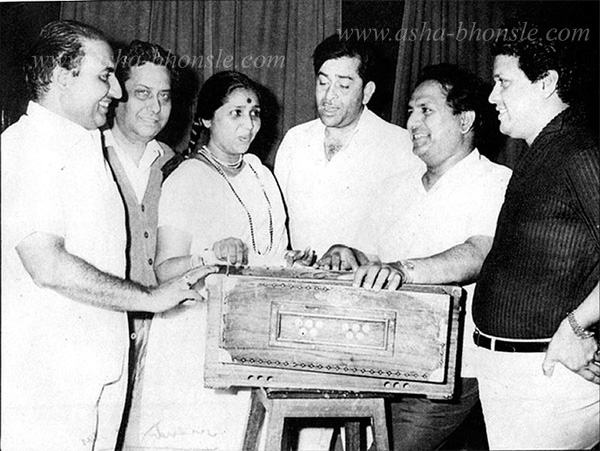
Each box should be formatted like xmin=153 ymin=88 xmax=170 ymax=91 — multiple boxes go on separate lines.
xmin=472 ymin=19 xmax=599 ymax=449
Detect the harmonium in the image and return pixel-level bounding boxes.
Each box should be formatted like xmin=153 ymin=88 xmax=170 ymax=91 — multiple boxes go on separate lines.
xmin=204 ymin=266 xmax=465 ymax=400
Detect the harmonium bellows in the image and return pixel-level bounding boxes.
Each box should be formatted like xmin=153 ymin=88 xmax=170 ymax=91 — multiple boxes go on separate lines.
xmin=204 ymin=267 xmax=465 ymax=400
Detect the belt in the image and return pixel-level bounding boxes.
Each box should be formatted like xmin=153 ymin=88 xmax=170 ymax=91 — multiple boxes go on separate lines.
xmin=473 ymin=329 xmax=549 ymax=353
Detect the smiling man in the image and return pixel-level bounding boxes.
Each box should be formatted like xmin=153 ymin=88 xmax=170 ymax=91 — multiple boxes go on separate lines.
xmin=319 ymin=64 xmax=512 ymax=450
xmin=1 ymin=22 xmax=213 ymax=451
xmin=103 ymin=39 xmax=177 ymax=448
xmin=275 ymin=34 xmax=423 ymax=259
xmin=473 ymin=20 xmax=599 ymax=449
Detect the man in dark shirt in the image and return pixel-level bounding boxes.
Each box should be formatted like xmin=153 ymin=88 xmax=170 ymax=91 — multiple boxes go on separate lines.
xmin=472 ymin=20 xmax=599 ymax=449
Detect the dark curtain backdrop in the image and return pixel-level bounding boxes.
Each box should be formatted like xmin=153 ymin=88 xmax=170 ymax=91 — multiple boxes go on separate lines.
xmin=392 ymin=0 xmax=508 ymax=125
xmin=391 ymin=0 xmax=598 ymax=167
xmin=61 ymin=0 xmax=340 ymax=165
xmin=3 ymin=1 xmax=592 ymax=167
xmin=392 ymin=0 xmax=515 ymax=164
xmin=61 ymin=0 xmax=512 ymax=163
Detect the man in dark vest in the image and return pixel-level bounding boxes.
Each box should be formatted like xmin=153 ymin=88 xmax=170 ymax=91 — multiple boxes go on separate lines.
xmin=103 ymin=39 xmax=177 ymax=446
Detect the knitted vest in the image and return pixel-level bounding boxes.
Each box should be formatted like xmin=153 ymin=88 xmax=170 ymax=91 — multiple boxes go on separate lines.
xmin=105 ymin=141 xmax=174 ymax=287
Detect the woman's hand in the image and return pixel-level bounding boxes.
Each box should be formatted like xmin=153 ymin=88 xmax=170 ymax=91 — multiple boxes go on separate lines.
xmin=315 ymin=244 xmax=368 ymax=271
xmin=212 ymin=237 xmax=248 ymax=266
xmin=285 ymin=247 xmax=316 ymax=267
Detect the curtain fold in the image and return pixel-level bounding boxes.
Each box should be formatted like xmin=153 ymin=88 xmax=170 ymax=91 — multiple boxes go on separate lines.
xmin=61 ymin=0 xmax=341 ymax=163
xmin=392 ymin=0 xmax=508 ymax=127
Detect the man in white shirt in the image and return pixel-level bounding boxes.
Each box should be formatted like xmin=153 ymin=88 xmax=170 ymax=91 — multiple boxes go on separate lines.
xmin=320 ymin=64 xmax=512 ymax=450
xmin=275 ymin=34 xmax=423 ymax=258
xmin=103 ymin=40 xmax=178 ymax=447
xmin=275 ymin=34 xmax=423 ymax=449
xmin=1 ymin=21 xmax=214 ymax=451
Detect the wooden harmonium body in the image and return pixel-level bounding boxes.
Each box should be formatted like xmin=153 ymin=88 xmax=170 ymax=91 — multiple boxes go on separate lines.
xmin=204 ymin=267 xmax=465 ymax=400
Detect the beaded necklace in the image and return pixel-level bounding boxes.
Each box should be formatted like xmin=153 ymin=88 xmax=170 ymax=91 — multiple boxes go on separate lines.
xmin=198 ymin=146 xmax=273 ymax=255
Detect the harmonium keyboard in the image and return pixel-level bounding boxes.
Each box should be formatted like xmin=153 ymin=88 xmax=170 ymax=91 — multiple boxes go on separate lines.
xmin=204 ymin=266 xmax=465 ymax=400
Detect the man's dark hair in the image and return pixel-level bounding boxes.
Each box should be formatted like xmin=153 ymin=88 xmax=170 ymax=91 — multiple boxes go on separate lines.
xmin=313 ymin=34 xmax=376 ymax=85
xmin=417 ymin=64 xmax=491 ymax=148
xmin=492 ymin=20 xmax=587 ymax=105
xmin=115 ymin=40 xmax=179 ymax=88
xmin=24 ymin=20 xmax=107 ymax=101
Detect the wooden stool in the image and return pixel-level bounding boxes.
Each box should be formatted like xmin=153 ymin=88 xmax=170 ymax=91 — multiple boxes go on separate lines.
xmin=243 ymin=389 xmax=389 ymax=451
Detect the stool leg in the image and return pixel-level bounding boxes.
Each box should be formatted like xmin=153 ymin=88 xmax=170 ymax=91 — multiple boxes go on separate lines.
xmin=254 ymin=396 xmax=390 ymax=451
xmin=265 ymin=399 xmax=286 ymax=451
xmin=243 ymin=389 xmax=268 ymax=451
xmin=345 ymin=421 xmax=362 ymax=451
xmin=370 ymin=399 xmax=389 ymax=451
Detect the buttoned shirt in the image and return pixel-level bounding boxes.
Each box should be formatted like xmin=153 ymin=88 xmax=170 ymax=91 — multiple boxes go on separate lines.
xmin=356 ymin=149 xmax=512 ymax=376
xmin=474 ymin=108 xmax=599 ymax=338
xmin=275 ymin=107 xmax=423 ymax=255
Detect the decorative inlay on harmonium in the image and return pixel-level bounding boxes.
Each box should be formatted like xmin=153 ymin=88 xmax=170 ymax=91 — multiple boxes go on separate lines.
xmin=204 ymin=266 xmax=465 ymax=400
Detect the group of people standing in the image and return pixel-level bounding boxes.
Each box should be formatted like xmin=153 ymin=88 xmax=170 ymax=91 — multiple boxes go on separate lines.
xmin=1 ymin=16 xmax=598 ymax=451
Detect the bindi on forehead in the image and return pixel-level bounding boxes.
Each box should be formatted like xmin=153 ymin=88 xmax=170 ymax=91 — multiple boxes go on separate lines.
xmin=247 ymin=97 xmax=252 ymax=103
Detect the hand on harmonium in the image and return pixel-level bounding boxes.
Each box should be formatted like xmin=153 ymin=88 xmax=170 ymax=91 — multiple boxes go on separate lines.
xmin=212 ymin=237 xmax=248 ymax=267
xmin=315 ymin=244 xmax=362 ymax=271
xmin=284 ymin=247 xmax=316 ymax=267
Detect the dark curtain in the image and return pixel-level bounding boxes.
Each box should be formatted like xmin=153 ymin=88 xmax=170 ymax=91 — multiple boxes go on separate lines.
xmin=391 ymin=0 xmax=520 ymax=165
xmin=392 ymin=0 xmax=508 ymax=125
xmin=61 ymin=0 xmax=340 ymax=165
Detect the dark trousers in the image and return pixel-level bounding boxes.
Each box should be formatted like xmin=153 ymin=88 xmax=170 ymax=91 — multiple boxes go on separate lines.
xmin=389 ymin=377 xmax=483 ymax=450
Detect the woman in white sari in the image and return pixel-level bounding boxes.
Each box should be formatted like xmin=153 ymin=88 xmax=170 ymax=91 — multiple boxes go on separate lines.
xmin=132 ymin=71 xmax=305 ymax=450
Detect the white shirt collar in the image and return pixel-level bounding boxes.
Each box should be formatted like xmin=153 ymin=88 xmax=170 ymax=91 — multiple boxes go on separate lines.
xmin=309 ymin=105 xmax=373 ymax=135
xmin=103 ymin=128 xmax=164 ymax=162
xmin=103 ymin=128 xmax=164 ymax=202
xmin=421 ymin=148 xmax=483 ymax=192
xmin=26 ymin=101 xmax=101 ymax=146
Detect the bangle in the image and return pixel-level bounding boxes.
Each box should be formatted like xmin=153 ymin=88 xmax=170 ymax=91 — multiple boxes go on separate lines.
xmin=567 ymin=311 xmax=595 ymax=339
xmin=189 ymin=254 xmax=204 ymax=269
